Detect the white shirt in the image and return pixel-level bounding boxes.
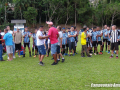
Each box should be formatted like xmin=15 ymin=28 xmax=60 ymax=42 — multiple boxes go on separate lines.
xmin=58 ymin=31 xmax=63 ymax=46
xmin=8 ymin=30 xmax=13 ymax=34
xmin=36 ymin=30 xmax=45 ymax=46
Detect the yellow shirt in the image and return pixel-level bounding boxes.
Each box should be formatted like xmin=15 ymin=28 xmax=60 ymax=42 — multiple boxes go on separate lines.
xmin=81 ymin=32 xmax=86 ymax=45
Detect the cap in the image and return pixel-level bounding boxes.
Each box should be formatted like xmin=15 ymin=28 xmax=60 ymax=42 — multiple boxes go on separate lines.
xmin=46 ymin=21 xmax=53 ymax=25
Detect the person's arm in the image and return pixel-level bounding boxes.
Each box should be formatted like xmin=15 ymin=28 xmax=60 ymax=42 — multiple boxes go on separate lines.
xmin=0 ymin=39 xmax=4 ymax=41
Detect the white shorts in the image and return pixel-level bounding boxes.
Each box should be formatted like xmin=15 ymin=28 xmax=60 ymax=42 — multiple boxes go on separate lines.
xmin=6 ymin=45 xmax=13 ymax=54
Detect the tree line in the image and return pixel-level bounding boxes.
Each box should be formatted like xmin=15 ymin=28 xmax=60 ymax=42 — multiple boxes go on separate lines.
xmin=0 ymin=0 xmax=120 ymax=28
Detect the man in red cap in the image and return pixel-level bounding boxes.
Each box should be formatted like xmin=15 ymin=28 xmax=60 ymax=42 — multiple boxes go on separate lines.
xmin=44 ymin=21 xmax=59 ymax=65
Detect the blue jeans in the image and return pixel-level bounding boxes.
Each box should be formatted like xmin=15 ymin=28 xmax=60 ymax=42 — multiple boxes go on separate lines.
xmin=51 ymin=43 xmax=58 ymax=55
xmin=0 ymin=44 xmax=3 ymax=60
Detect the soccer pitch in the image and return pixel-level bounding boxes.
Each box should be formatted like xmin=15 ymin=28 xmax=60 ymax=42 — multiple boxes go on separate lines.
xmin=0 ymin=37 xmax=120 ymax=90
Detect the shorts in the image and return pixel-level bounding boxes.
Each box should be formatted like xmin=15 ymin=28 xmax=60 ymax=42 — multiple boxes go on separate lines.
xmin=66 ymin=44 xmax=69 ymax=47
xmin=111 ymin=42 xmax=119 ymax=50
xmin=92 ymin=41 xmax=97 ymax=47
xmin=107 ymin=41 xmax=110 ymax=45
xmin=103 ymin=39 xmax=107 ymax=42
xmin=75 ymin=41 xmax=77 ymax=46
xmin=57 ymin=45 xmax=60 ymax=54
xmin=87 ymin=42 xmax=92 ymax=47
xmin=51 ymin=43 xmax=58 ymax=55
xmin=37 ymin=45 xmax=46 ymax=55
xmin=24 ymin=43 xmax=30 ymax=48
xmin=69 ymin=42 xmax=75 ymax=50
xmin=97 ymin=41 xmax=102 ymax=45
xmin=62 ymin=45 xmax=65 ymax=49
xmin=15 ymin=43 xmax=21 ymax=50
xmin=6 ymin=45 xmax=13 ymax=54
xmin=118 ymin=41 xmax=120 ymax=45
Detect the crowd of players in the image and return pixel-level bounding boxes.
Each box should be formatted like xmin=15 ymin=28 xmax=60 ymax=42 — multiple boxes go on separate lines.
xmin=0 ymin=22 xmax=119 ymax=65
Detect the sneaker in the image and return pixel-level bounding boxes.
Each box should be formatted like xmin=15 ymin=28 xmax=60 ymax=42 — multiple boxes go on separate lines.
xmin=109 ymin=55 xmax=113 ymax=58
xmin=62 ymin=59 xmax=65 ymax=62
xmin=73 ymin=53 xmax=75 ymax=56
xmin=57 ymin=59 xmax=60 ymax=62
xmin=81 ymin=55 xmax=85 ymax=57
xmin=8 ymin=57 xmax=9 ymax=59
xmin=94 ymin=53 xmax=96 ymax=55
xmin=116 ymin=56 xmax=118 ymax=59
xmin=99 ymin=52 xmax=103 ymax=55
xmin=33 ymin=55 xmax=37 ymax=58
xmin=39 ymin=62 xmax=44 ymax=66
xmin=90 ymin=53 xmax=92 ymax=56
xmin=51 ymin=62 xmax=57 ymax=65
xmin=13 ymin=56 xmax=16 ymax=59
xmin=108 ymin=51 xmax=110 ymax=54
xmin=51 ymin=58 xmax=54 ymax=60
xmin=87 ymin=55 xmax=91 ymax=57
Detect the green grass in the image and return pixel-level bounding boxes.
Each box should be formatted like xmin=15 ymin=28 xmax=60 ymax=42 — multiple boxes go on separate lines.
xmin=0 ymin=37 xmax=120 ymax=90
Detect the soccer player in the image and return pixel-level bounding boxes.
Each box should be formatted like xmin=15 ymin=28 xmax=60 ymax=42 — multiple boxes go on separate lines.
xmin=14 ymin=28 xmax=22 ymax=57
xmin=81 ymin=27 xmax=91 ymax=57
xmin=109 ymin=25 xmax=120 ymax=59
xmin=105 ymin=26 xmax=111 ymax=54
xmin=36 ymin=26 xmax=46 ymax=66
xmin=91 ymin=27 xmax=98 ymax=55
xmin=23 ymin=27 xmax=31 ymax=57
xmin=56 ymin=26 xmax=65 ymax=62
xmin=102 ymin=25 xmax=107 ymax=52
xmin=96 ymin=27 xmax=103 ymax=54
xmin=68 ymin=26 xmax=77 ymax=56
xmin=0 ymin=29 xmax=4 ymax=61
xmin=32 ymin=29 xmax=38 ymax=57
xmin=61 ymin=28 xmax=67 ymax=55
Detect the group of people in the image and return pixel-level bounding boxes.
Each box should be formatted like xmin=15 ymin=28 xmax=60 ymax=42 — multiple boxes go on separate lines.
xmin=81 ymin=25 xmax=120 ymax=59
xmin=0 ymin=22 xmax=119 ymax=65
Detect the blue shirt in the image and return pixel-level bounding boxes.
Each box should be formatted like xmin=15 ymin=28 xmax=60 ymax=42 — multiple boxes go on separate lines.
xmin=23 ymin=31 xmax=31 ymax=43
xmin=92 ymin=31 xmax=97 ymax=41
xmin=3 ymin=33 xmax=13 ymax=46
xmin=62 ymin=33 xmax=67 ymax=45
xmin=66 ymin=32 xmax=69 ymax=44
xmin=68 ymin=31 xmax=76 ymax=42
xmin=97 ymin=30 xmax=102 ymax=41
xmin=32 ymin=33 xmax=37 ymax=45
xmin=105 ymin=30 xmax=110 ymax=41
xmin=103 ymin=29 xmax=107 ymax=39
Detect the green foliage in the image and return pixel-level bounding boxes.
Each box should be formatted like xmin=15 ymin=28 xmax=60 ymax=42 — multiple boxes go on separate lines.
xmin=23 ymin=7 xmax=38 ymax=24
xmin=0 ymin=23 xmax=14 ymax=31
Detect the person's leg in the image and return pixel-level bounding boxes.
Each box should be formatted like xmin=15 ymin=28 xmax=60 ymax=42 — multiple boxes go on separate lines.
xmin=0 ymin=44 xmax=3 ymax=61
xmin=85 ymin=45 xmax=90 ymax=56
xmin=72 ymin=42 xmax=75 ymax=55
xmin=28 ymin=44 xmax=31 ymax=57
xmin=13 ymin=43 xmax=15 ymax=58
xmin=32 ymin=45 xmax=34 ymax=56
xmin=39 ymin=55 xmax=41 ymax=61
xmin=23 ymin=43 xmax=26 ymax=57
xmin=106 ymin=40 xmax=107 ymax=51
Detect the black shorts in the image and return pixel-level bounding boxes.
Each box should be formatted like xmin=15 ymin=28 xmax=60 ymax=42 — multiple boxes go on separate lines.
xmin=87 ymin=42 xmax=92 ymax=47
xmin=24 ymin=43 xmax=30 ymax=48
xmin=15 ymin=43 xmax=21 ymax=50
xmin=97 ymin=41 xmax=102 ymax=45
xmin=118 ymin=41 xmax=120 ymax=45
xmin=111 ymin=42 xmax=119 ymax=50
xmin=107 ymin=41 xmax=110 ymax=45
xmin=35 ymin=45 xmax=38 ymax=50
xmin=62 ymin=45 xmax=65 ymax=49
xmin=103 ymin=39 xmax=107 ymax=42
xmin=69 ymin=42 xmax=75 ymax=50
xmin=57 ymin=45 xmax=60 ymax=54
xmin=92 ymin=41 xmax=97 ymax=47
xmin=66 ymin=44 xmax=69 ymax=47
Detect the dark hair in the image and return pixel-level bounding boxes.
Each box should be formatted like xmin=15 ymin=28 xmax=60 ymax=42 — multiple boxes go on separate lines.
xmin=83 ymin=28 xmax=87 ymax=31
xmin=57 ymin=26 xmax=61 ymax=31
xmin=5 ymin=29 xmax=8 ymax=32
xmin=39 ymin=26 xmax=43 ymax=28
xmin=93 ymin=27 xmax=97 ymax=30
xmin=44 ymin=31 xmax=46 ymax=35
xmin=74 ymin=26 xmax=76 ymax=29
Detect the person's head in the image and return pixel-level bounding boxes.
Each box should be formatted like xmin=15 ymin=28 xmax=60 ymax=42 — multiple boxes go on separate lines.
xmin=24 ymin=27 xmax=28 ymax=32
xmin=71 ymin=26 xmax=74 ymax=31
xmin=107 ymin=26 xmax=110 ymax=30
xmin=96 ymin=27 xmax=100 ymax=31
xmin=57 ymin=26 xmax=61 ymax=31
xmin=86 ymin=27 xmax=89 ymax=31
xmin=74 ymin=26 xmax=77 ymax=30
xmin=66 ymin=28 xmax=70 ymax=32
xmin=83 ymin=27 xmax=87 ymax=32
xmin=46 ymin=21 xmax=53 ymax=28
xmin=93 ymin=27 xmax=97 ymax=31
xmin=112 ymin=25 xmax=116 ymax=30
xmin=35 ymin=29 xmax=37 ymax=33
xmin=6 ymin=26 xmax=10 ymax=30
xmin=4 ymin=28 xmax=8 ymax=34
xmin=17 ymin=28 xmax=20 ymax=32
xmin=104 ymin=25 xmax=107 ymax=29
xmin=62 ymin=28 xmax=66 ymax=33
xmin=39 ymin=26 xmax=44 ymax=31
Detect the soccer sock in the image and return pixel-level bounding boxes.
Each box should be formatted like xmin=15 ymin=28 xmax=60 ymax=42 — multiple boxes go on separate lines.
xmin=111 ymin=54 xmax=113 ymax=56
xmin=94 ymin=50 xmax=95 ymax=53
xmin=116 ymin=54 xmax=118 ymax=57
xmin=62 ymin=57 xmax=64 ymax=59
xmin=29 ymin=51 xmax=31 ymax=56
xmin=102 ymin=45 xmax=104 ymax=51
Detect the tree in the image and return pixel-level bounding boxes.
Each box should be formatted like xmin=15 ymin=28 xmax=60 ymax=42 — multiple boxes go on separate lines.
xmin=23 ymin=7 xmax=38 ymax=27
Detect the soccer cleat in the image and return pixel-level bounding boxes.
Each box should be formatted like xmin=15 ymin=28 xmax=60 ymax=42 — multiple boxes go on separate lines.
xmin=51 ymin=58 xmax=54 ymax=60
xmin=99 ymin=52 xmax=103 ymax=55
xmin=109 ymin=55 xmax=113 ymax=58
xmin=13 ymin=56 xmax=16 ymax=59
xmin=116 ymin=56 xmax=118 ymax=59
xmin=94 ymin=53 xmax=97 ymax=55
xmin=87 ymin=55 xmax=92 ymax=57
xmin=39 ymin=62 xmax=44 ymax=66
xmin=51 ymin=62 xmax=57 ymax=65
xmin=108 ymin=51 xmax=110 ymax=54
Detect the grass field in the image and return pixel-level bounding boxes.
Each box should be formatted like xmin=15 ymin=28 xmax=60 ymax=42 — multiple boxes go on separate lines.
xmin=1 ymin=37 xmax=120 ymax=90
